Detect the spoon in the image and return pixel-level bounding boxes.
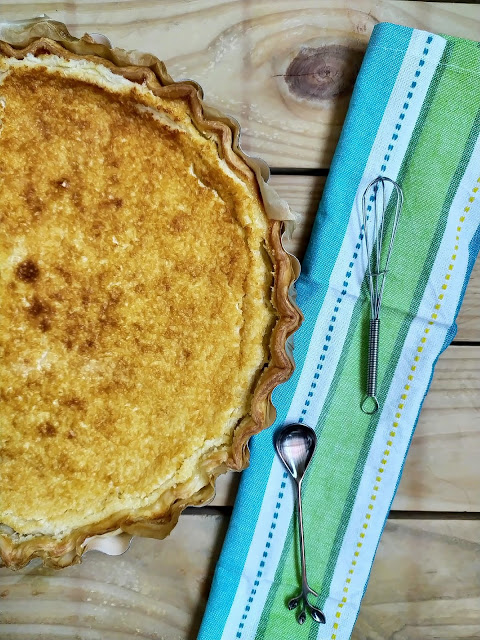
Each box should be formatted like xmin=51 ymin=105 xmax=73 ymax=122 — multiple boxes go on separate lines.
xmin=275 ymin=423 xmax=326 ymax=625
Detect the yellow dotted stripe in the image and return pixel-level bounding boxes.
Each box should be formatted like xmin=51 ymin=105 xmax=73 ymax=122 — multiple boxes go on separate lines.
xmin=330 ymin=176 xmax=478 ymax=640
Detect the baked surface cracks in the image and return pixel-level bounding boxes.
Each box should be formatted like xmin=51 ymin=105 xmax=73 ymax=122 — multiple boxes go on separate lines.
xmin=0 ymin=39 xmax=301 ymax=568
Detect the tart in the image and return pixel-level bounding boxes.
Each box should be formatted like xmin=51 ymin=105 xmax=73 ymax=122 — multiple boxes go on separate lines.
xmin=0 ymin=36 xmax=301 ymax=568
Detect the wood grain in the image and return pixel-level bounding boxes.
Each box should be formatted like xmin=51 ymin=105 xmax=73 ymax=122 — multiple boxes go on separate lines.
xmin=0 ymin=515 xmax=478 ymax=640
xmin=0 ymin=515 xmax=228 ymax=640
xmin=2 ymin=1 xmax=480 ymax=167
xmin=394 ymin=347 xmax=480 ymax=512
xmin=268 ymin=175 xmax=480 ymax=342
xmin=353 ymin=518 xmax=480 ymax=640
xmin=212 ymin=346 xmax=480 ymax=511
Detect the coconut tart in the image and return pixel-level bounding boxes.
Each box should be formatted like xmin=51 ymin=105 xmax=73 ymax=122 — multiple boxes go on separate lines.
xmin=0 ymin=37 xmax=301 ymax=569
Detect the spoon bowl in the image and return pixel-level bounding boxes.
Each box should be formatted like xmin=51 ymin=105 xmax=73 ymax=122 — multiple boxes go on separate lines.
xmin=275 ymin=423 xmax=316 ymax=482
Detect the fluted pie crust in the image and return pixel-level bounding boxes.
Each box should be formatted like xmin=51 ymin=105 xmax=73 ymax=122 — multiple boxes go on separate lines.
xmin=0 ymin=37 xmax=301 ymax=569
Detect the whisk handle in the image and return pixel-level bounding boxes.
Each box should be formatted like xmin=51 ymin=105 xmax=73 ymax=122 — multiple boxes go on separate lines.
xmin=361 ymin=319 xmax=380 ymax=414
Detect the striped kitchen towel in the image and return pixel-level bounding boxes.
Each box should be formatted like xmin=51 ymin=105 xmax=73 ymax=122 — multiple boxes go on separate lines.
xmin=198 ymin=22 xmax=480 ymax=640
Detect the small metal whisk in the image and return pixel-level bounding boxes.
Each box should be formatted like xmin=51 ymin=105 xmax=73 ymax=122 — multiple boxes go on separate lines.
xmin=360 ymin=176 xmax=403 ymax=415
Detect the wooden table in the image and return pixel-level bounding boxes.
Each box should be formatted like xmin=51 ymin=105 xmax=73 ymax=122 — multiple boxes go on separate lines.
xmin=1 ymin=2 xmax=479 ymax=638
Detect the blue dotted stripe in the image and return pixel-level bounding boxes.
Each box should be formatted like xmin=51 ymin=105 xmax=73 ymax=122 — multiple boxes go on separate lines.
xmin=235 ymin=34 xmax=433 ymax=638
xmin=235 ymin=477 xmax=287 ymax=638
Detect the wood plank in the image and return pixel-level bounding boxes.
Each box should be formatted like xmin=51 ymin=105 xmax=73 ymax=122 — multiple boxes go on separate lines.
xmin=353 ymin=518 xmax=480 ymax=639
xmin=393 ymin=347 xmax=480 ymax=512
xmin=270 ymin=175 xmax=326 ymax=261
xmin=268 ymin=175 xmax=480 ymax=342
xmin=212 ymin=346 xmax=480 ymax=511
xmin=0 ymin=515 xmax=228 ymax=640
xmin=0 ymin=515 xmax=478 ymax=639
xmin=3 ymin=1 xmax=480 ymax=167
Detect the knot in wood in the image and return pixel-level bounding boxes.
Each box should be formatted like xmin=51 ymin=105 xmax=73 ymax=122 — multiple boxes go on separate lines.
xmin=285 ymin=45 xmax=363 ymax=101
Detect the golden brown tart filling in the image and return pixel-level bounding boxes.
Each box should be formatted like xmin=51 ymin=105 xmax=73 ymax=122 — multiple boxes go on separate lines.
xmin=0 ymin=38 xmax=301 ymax=568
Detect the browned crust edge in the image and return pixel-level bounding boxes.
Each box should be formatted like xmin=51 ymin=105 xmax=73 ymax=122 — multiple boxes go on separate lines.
xmin=0 ymin=37 xmax=303 ymax=570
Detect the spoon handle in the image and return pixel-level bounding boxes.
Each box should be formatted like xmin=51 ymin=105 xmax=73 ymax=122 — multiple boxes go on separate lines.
xmin=296 ymin=479 xmax=308 ymax=590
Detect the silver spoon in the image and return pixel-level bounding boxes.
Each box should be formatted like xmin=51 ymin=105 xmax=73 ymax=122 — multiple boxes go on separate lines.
xmin=275 ymin=423 xmax=326 ymax=625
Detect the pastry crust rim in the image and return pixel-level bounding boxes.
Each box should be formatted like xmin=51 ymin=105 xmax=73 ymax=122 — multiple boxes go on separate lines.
xmin=0 ymin=36 xmax=302 ymax=569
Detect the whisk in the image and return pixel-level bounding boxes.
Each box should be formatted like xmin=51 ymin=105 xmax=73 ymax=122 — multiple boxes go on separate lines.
xmin=360 ymin=176 xmax=403 ymax=415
